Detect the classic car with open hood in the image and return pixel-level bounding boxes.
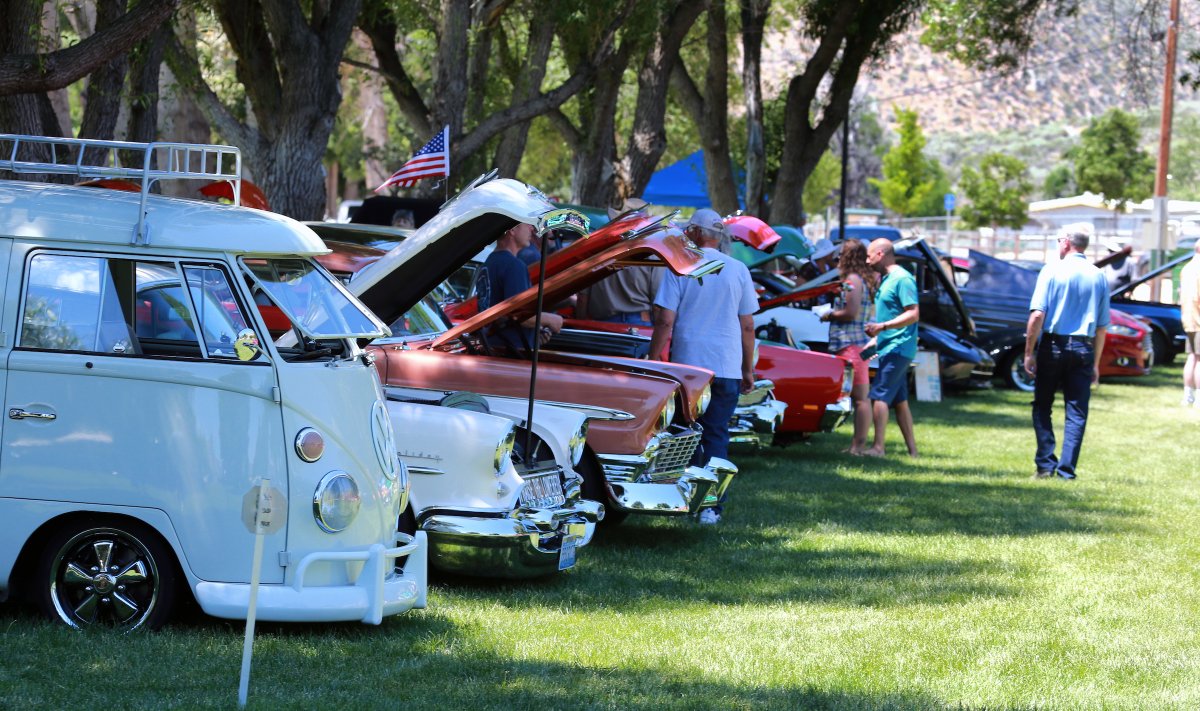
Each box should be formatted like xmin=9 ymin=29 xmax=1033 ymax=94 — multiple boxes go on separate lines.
xmin=334 ymin=176 xmax=735 ymax=525
xmin=435 ymin=209 xmax=847 ymax=439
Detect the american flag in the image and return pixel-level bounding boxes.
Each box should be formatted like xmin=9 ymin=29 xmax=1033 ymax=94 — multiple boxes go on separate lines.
xmin=374 ymin=126 xmax=450 ymax=192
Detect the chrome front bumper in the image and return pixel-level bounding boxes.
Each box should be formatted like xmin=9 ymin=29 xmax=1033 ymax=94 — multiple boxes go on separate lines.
xmin=195 ymin=531 xmax=428 ymax=624
xmin=420 ymin=499 xmax=604 ymax=579
xmin=729 ymin=396 xmax=788 ymax=449
xmin=597 ymin=457 xmax=737 ymax=515
xmin=819 ymin=396 xmax=853 ymax=432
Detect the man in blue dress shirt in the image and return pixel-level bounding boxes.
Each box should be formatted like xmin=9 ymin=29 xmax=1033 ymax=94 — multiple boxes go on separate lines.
xmin=1024 ymin=229 xmax=1110 ymax=481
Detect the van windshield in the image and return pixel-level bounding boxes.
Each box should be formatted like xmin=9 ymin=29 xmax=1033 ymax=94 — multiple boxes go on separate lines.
xmin=242 ymin=257 xmax=388 ymax=340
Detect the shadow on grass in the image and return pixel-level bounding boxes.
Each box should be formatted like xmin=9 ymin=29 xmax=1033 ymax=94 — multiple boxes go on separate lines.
xmin=0 ymin=614 xmax=947 ymax=710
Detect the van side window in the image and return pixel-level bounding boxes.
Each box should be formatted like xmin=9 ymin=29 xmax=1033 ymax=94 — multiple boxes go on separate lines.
xmin=20 ymin=254 xmax=256 ymax=362
xmin=21 ymin=254 xmax=115 ymax=352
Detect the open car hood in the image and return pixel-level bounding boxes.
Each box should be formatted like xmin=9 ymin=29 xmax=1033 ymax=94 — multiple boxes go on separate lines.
xmin=347 ymin=177 xmax=572 ymax=327
xmin=1114 ymin=253 xmax=1190 ymax=298
xmin=723 ymin=215 xmax=781 ymax=252
xmin=433 ymin=229 xmax=723 ymax=348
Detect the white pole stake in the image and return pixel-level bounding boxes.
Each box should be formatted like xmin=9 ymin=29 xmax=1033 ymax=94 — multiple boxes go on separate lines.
xmin=238 ymin=478 xmax=272 ymax=709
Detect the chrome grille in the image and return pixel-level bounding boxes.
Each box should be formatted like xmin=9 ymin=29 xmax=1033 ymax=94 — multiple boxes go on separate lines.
xmin=519 ymin=467 xmax=566 ymax=509
xmin=647 ymin=426 xmax=701 ymax=479
xmin=1142 ymin=332 xmax=1152 ymax=355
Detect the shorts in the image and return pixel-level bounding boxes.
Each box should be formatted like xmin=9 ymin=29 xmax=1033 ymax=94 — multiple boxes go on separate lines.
xmin=836 ymin=344 xmax=870 ymax=387
xmin=869 ymin=352 xmax=913 ymax=405
xmin=1187 ymin=331 xmax=1199 ymax=354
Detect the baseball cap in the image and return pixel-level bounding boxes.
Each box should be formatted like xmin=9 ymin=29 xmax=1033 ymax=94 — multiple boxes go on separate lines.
xmin=686 ymin=208 xmax=730 ymax=237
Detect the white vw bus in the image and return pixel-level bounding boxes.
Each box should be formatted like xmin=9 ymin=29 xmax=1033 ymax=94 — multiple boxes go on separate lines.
xmin=0 ymin=136 xmax=426 ymax=630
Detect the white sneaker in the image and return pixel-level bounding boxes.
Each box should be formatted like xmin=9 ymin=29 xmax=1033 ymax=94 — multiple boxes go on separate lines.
xmin=1183 ymin=393 xmax=1195 ymax=406
xmin=698 ymin=509 xmax=721 ymax=525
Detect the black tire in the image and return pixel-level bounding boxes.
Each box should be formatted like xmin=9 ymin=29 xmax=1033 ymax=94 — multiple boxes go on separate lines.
xmin=35 ymin=518 xmax=179 ymax=631
xmin=1151 ymin=329 xmax=1173 ymax=366
xmin=577 ymin=447 xmax=627 ymax=527
xmin=1002 ymin=350 xmax=1036 ymax=392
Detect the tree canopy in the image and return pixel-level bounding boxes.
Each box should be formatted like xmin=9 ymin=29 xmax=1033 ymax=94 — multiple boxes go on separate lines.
xmin=1072 ymin=107 xmax=1154 ymax=210
xmin=959 ymin=152 xmax=1033 ymax=229
xmin=869 ymin=107 xmax=939 ymax=219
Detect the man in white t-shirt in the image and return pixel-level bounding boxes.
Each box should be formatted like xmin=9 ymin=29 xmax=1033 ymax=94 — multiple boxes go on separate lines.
xmin=649 ymin=208 xmax=758 ymax=523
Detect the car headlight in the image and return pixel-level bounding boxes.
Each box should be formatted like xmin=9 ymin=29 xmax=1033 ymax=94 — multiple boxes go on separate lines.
xmin=696 ymin=384 xmax=712 ymax=417
xmin=312 ymin=471 xmax=361 ymax=533
xmin=568 ymin=422 xmax=589 ymax=466
xmin=494 ymin=426 xmax=516 ymax=474
xmin=658 ymin=397 xmax=676 ymax=431
xmin=1109 ymin=324 xmax=1139 ymax=338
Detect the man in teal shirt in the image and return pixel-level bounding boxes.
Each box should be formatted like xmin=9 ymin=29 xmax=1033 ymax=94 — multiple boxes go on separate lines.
xmin=863 ymin=239 xmax=920 ymax=458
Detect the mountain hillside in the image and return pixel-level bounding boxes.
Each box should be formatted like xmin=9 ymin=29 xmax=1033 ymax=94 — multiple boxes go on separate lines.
xmin=762 ymin=3 xmax=1197 ymax=136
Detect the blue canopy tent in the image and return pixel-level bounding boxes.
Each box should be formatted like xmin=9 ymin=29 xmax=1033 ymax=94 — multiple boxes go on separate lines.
xmin=643 ymin=150 xmax=735 ymax=208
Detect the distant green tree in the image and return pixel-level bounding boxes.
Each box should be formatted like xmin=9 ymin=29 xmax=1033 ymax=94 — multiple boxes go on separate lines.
xmin=913 ymin=160 xmax=952 ymax=217
xmin=869 ymin=107 xmax=939 ymax=219
xmin=959 ymin=152 xmax=1033 ymax=229
xmin=1042 ymin=164 xmax=1076 ymax=199
xmin=1072 ymin=108 xmax=1154 ymax=210
xmin=802 ymin=150 xmax=841 ymax=218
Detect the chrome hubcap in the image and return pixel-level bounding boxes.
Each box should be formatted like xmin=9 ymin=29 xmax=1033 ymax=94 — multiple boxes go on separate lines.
xmin=1011 ymin=358 xmax=1035 ymax=392
xmin=51 ymin=530 xmax=158 ymax=630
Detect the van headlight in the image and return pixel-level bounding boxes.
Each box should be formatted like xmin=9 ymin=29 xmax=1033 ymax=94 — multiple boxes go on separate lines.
xmin=494 ymin=426 xmax=516 ymax=474
xmin=658 ymin=397 xmax=676 ymax=431
xmin=568 ymin=422 xmax=589 ymax=466
xmin=313 ymin=471 xmax=361 ymax=533
xmin=696 ymin=384 xmax=712 ymax=417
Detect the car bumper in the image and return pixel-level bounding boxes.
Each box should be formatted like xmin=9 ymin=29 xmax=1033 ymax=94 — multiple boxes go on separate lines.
xmin=421 ymin=499 xmax=604 ymax=579
xmin=194 ymin=531 xmax=428 ymax=624
xmin=598 ymin=459 xmax=737 ymax=516
xmin=729 ymin=398 xmax=789 ymax=449
xmin=819 ymin=396 xmax=853 ymax=432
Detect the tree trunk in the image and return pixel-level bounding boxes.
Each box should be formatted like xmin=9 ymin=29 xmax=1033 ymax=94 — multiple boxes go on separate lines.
xmin=616 ymin=0 xmax=707 ymax=201
xmin=671 ymin=1 xmax=738 ymax=214
xmin=567 ymin=50 xmax=627 ymax=207
xmin=126 ymin=24 xmax=169 ymax=144
xmin=158 ymin=7 xmax=210 ymax=196
xmin=740 ymin=0 xmax=769 ymax=217
xmin=493 ymin=16 xmax=554 ymax=177
xmin=0 ymin=0 xmax=63 ymax=176
xmin=0 ymin=0 xmax=179 ymax=96
xmin=167 ymin=0 xmax=362 ymax=219
xmin=434 ymin=0 xmax=471 ymax=143
xmin=353 ymin=29 xmax=390 ymax=190
xmin=78 ymin=0 xmax=130 ymax=164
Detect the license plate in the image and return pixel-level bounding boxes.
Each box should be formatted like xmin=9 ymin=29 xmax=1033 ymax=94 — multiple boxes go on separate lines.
xmin=558 ymin=535 xmax=577 ymax=571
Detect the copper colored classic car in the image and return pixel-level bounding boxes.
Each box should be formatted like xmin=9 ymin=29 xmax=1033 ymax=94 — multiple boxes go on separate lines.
xmin=443 ymin=209 xmax=849 ymax=439
xmin=329 ymin=177 xmax=737 ymax=525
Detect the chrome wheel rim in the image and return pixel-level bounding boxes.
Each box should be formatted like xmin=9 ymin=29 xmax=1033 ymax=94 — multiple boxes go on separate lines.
xmin=49 ymin=528 xmax=160 ymax=631
xmin=1011 ymin=357 xmax=1036 ymax=392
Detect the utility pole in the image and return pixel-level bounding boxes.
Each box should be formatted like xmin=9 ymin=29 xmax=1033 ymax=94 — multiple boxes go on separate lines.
xmin=837 ymin=110 xmax=850 ymax=241
xmin=1151 ymin=0 xmax=1181 ymax=301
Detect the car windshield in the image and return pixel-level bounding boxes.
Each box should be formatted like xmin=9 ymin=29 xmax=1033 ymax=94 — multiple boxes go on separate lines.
xmin=388 ymin=296 xmax=451 ymax=338
xmin=242 ymin=257 xmax=387 ymax=339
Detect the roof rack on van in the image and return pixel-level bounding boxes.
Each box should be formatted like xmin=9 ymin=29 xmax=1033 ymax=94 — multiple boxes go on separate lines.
xmin=0 ymin=134 xmax=242 ymax=245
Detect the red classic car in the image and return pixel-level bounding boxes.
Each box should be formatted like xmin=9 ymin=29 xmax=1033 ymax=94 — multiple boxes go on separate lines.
xmin=324 ymin=177 xmax=738 ymax=525
xmin=440 ymin=209 xmax=851 ymax=437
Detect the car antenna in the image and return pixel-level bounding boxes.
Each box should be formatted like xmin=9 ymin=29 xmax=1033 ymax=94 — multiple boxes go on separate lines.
xmin=523 ymin=208 xmax=590 ymax=466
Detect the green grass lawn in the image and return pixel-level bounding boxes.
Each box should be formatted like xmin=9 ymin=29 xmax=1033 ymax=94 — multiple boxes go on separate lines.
xmin=3 ymin=367 xmax=1199 ymax=710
